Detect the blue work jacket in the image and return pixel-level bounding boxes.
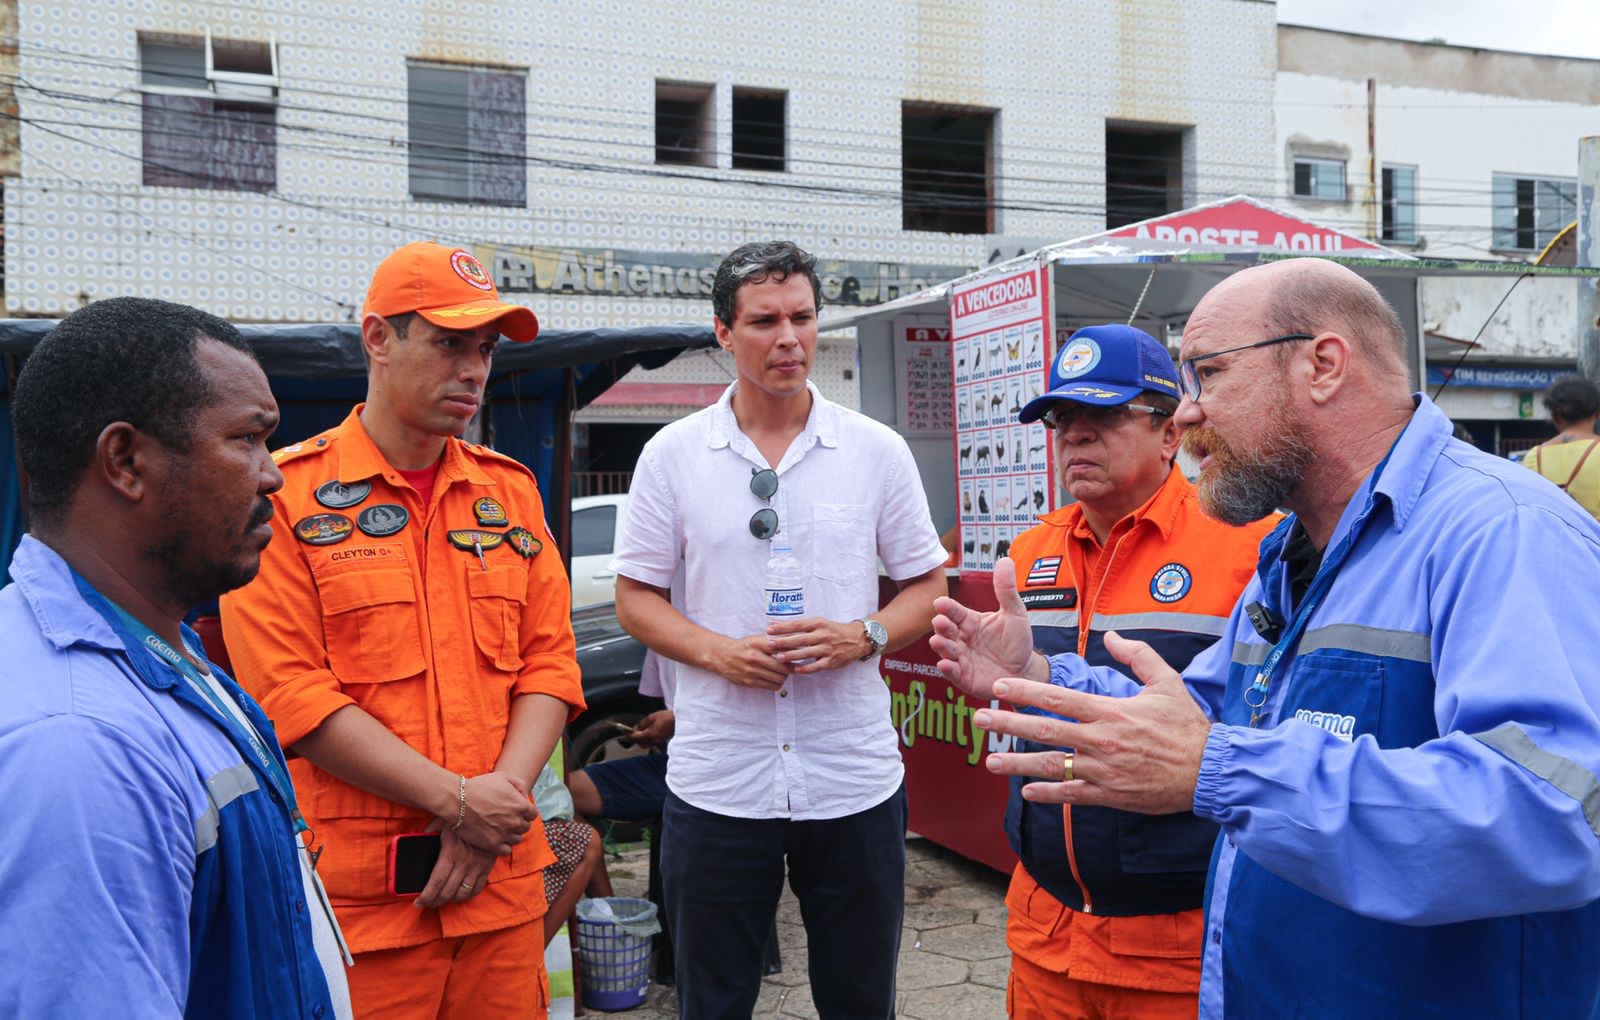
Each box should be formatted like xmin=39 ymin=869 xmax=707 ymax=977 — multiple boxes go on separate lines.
xmin=0 ymin=536 xmax=337 ymax=1018
xmin=1050 ymin=397 xmax=1600 ymax=1018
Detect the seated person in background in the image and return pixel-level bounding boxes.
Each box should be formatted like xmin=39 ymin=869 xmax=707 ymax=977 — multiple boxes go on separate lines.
xmin=566 ymin=658 xmax=783 ymax=983
xmin=532 ymin=762 xmax=604 ymax=947
xmin=568 ymin=709 xmax=675 ymax=880
xmin=567 ymin=652 xmax=674 ymax=900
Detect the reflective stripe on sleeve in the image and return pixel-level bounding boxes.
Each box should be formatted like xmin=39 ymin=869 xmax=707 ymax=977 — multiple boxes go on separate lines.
xmin=195 ymin=763 xmax=262 ymax=854
xmin=1026 ymin=611 xmax=1077 ymax=629
xmin=1475 ymin=722 xmax=1600 ymax=839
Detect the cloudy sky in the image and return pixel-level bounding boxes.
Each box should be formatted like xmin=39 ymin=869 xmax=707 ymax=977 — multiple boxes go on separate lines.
xmin=1276 ymin=0 xmax=1600 ymax=60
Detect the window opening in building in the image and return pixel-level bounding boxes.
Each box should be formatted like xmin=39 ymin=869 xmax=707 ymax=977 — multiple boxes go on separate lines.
xmin=656 ymin=82 xmax=714 ymax=167
xmin=1293 ymin=156 xmax=1346 ymax=201
xmin=572 ymin=422 xmax=660 ymax=497
xmin=1105 ymin=123 xmax=1187 ymax=229
xmin=1492 ymin=173 xmax=1576 ymax=252
xmin=408 ymin=63 xmax=527 ymax=206
xmin=139 ymin=33 xmax=277 ymax=192
xmin=732 ymin=88 xmax=785 ymax=172
xmin=902 ymin=103 xmax=995 ymax=234
xmin=1381 ymin=164 xmax=1417 ymax=244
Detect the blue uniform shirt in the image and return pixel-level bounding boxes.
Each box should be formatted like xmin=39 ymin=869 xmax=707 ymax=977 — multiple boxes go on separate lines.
xmin=0 ymin=535 xmax=336 ymax=1018
xmin=1051 ymin=396 xmax=1600 ymax=1018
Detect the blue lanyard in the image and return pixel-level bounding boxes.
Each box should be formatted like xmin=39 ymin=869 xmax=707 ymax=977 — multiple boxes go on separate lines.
xmin=103 ymin=601 xmax=306 ymax=834
xmin=1243 ymin=445 xmax=1398 ymax=728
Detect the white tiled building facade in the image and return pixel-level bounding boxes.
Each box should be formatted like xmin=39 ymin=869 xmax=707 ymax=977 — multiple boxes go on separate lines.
xmin=4 ymin=0 xmax=1281 ymax=422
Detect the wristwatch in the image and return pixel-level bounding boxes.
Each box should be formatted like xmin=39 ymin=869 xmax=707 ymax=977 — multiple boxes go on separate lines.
xmin=859 ymin=618 xmax=889 ymax=661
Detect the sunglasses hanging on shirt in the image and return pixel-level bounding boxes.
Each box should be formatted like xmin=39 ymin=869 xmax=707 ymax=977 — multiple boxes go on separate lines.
xmin=748 ymin=467 xmax=779 ymax=540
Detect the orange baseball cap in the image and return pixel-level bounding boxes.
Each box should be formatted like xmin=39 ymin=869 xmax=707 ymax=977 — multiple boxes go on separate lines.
xmin=362 ymin=241 xmax=539 ymax=341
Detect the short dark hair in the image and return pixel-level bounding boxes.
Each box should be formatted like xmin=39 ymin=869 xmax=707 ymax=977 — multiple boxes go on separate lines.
xmin=1544 ymin=375 xmax=1600 ymax=426
xmin=385 ymin=312 xmax=418 ymax=340
xmin=360 ymin=312 xmax=418 ymax=368
xmin=711 ymin=241 xmax=822 ymax=328
xmin=12 ymin=297 xmax=255 ymax=525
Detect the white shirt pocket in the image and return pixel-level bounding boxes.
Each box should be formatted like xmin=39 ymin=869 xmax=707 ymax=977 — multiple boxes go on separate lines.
xmin=811 ymin=503 xmax=875 ymax=584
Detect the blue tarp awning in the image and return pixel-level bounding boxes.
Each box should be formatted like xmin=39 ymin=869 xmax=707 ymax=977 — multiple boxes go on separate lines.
xmin=0 ymin=319 xmax=716 ymax=582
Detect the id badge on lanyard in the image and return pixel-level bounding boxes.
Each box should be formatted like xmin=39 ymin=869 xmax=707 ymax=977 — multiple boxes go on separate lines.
xmin=84 ymin=584 xmax=354 ymax=964
xmin=1242 ymin=443 xmax=1397 ymax=727
xmin=301 ymin=841 xmax=355 ymax=966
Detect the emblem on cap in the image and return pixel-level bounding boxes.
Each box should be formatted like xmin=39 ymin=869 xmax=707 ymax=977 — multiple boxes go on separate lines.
xmin=450 ymin=250 xmax=494 ymax=292
xmin=1150 ymin=562 xmax=1193 ymax=603
xmin=1055 ymin=338 xmax=1102 ymax=380
xmin=315 ymin=479 xmax=371 ymax=509
xmin=294 ymin=513 xmax=354 ymax=546
xmin=357 ymin=504 xmax=409 ymax=537
xmin=1059 ymin=385 xmax=1121 ymax=400
xmin=448 ymin=529 xmax=505 ymax=552
xmin=474 ymin=497 xmax=508 ymax=527
xmin=505 ymin=526 xmax=542 ymax=558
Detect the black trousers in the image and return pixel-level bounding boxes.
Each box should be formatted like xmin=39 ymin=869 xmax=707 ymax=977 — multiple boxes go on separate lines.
xmin=660 ymin=785 xmax=908 ymax=1019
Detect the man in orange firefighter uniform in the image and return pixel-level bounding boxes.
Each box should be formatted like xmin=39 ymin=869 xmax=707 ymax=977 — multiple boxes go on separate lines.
xmin=221 ymin=242 xmax=584 ymax=1018
xmin=989 ymin=324 xmax=1274 ymax=1018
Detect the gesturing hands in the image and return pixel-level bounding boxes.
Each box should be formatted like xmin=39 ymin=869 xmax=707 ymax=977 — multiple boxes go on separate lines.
xmin=929 ymin=557 xmax=1041 ymax=700
xmin=973 ymin=631 xmax=1213 ymax=816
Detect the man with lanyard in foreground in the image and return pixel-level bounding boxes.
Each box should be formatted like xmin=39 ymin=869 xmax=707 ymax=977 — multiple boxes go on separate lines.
xmin=0 ymin=298 xmax=349 ymax=1017
xmin=933 ymin=258 xmax=1600 ymax=1018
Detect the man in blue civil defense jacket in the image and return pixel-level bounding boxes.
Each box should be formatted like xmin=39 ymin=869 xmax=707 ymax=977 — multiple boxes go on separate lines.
xmin=935 ymin=257 xmax=1600 ymax=1019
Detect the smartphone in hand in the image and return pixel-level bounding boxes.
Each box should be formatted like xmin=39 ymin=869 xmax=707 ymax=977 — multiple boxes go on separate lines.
xmin=388 ymin=832 xmax=442 ymax=898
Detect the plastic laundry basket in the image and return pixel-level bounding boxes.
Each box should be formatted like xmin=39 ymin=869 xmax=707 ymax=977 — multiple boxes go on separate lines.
xmin=575 ymin=896 xmax=660 ymax=1011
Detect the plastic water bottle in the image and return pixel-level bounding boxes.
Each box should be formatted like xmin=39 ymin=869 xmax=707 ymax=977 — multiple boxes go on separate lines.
xmin=764 ymin=540 xmax=809 ymax=666
xmin=764 ymin=541 xmax=805 ymax=622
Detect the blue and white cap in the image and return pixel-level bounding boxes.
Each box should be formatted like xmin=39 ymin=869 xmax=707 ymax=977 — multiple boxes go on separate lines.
xmin=1018 ymin=324 xmax=1181 ymax=423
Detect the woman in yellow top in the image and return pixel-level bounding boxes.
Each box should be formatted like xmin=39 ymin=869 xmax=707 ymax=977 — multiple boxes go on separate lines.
xmin=1523 ymin=375 xmax=1600 ymax=521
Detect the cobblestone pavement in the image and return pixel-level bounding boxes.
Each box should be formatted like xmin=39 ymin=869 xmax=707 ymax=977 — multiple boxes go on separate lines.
xmin=579 ymin=835 xmax=1010 ymax=1019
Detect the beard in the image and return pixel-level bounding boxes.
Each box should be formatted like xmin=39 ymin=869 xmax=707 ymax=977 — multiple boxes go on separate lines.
xmin=1184 ymin=406 xmax=1313 ymax=525
xmin=149 ymin=537 xmax=262 ymax=608
xmin=146 ymin=498 xmax=273 ymax=607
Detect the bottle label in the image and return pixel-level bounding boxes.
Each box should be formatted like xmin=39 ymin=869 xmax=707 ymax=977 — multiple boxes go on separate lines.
xmin=765 ymin=587 xmax=805 ymax=617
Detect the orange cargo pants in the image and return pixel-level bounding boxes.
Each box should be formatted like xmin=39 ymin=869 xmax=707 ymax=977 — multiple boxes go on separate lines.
xmin=346 ymin=920 xmax=548 ymax=1019
xmin=1007 ymin=952 xmax=1198 ymax=1020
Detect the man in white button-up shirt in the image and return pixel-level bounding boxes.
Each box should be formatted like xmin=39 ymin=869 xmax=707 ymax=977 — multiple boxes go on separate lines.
xmin=612 ymin=240 xmax=949 ymax=1018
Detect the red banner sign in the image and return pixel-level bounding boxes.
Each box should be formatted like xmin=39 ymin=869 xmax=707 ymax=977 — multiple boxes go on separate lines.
xmin=1105 ymin=198 xmax=1384 ymax=253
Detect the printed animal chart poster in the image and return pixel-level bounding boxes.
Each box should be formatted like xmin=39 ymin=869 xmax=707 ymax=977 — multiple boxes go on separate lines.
xmin=947 ymin=260 xmax=1054 ymax=573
